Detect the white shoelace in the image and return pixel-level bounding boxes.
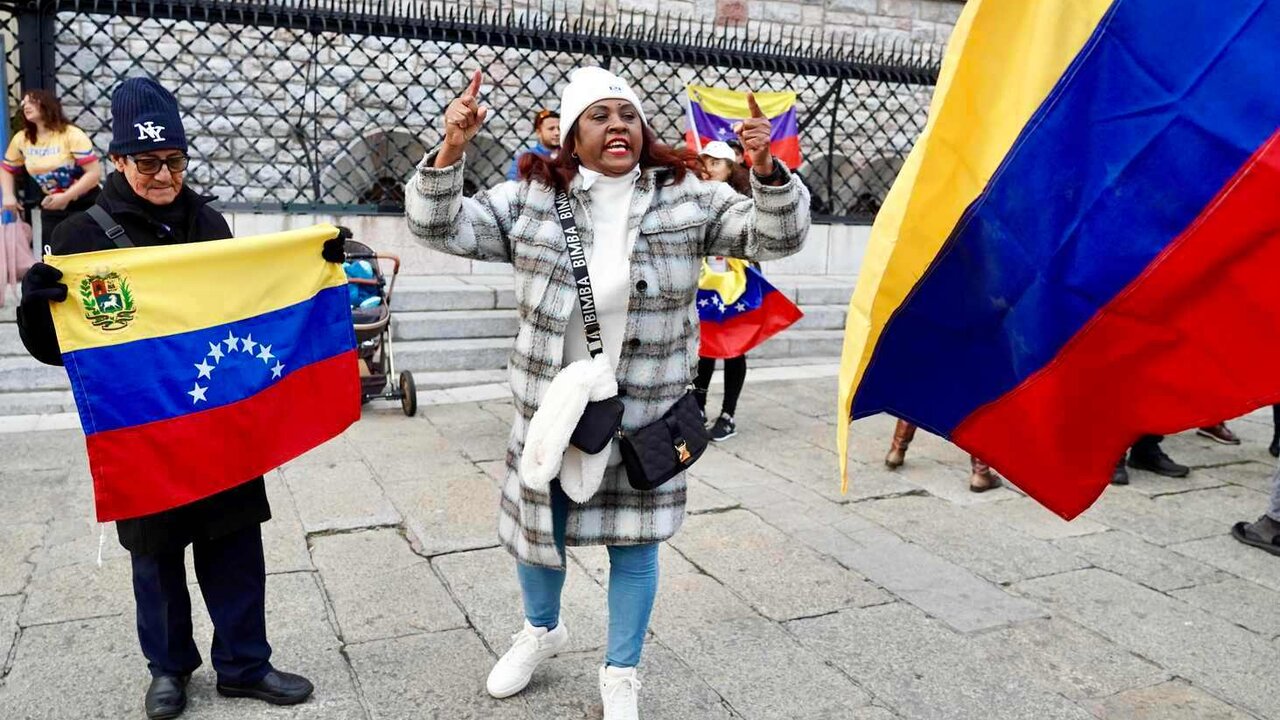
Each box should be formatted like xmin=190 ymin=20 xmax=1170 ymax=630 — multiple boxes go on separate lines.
xmin=504 ymin=629 xmax=542 ymax=664
xmin=602 ymin=674 xmax=641 ymax=711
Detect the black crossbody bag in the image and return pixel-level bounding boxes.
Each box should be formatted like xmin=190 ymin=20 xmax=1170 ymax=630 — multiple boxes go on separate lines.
xmin=554 ymin=191 xmax=710 ymax=490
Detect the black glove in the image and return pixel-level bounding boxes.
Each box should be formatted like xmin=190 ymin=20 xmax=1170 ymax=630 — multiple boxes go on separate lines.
xmin=20 ymin=263 xmax=68 ymax=305
xmin=17 ymin=263 xmax=66 ymax=366
xmin=323 ymin=226 xmax=353 ymax=263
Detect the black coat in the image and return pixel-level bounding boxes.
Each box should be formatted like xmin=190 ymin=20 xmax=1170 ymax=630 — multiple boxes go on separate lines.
xmin=16 ymin=172 xmax=270 ymax=555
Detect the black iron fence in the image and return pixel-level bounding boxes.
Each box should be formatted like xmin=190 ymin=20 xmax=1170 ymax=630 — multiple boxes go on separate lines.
xmin=1 ymin=0 xmax=940 ymax=223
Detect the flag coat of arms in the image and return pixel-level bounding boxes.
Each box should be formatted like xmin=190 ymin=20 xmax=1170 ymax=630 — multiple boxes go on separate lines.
xmin=698 ymin=258 xmax=803 ymax=359
xmin=685 ymin=85 xmax=802 ymax=169
xmin=47 ymin=224 xmax=360 ymax=522
xmin=838 ymin=0 xmax=1280 ymax=519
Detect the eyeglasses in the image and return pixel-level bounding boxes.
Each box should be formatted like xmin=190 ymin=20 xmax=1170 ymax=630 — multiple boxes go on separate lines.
xmin=128 ymin=154 xmax=189 ymax=175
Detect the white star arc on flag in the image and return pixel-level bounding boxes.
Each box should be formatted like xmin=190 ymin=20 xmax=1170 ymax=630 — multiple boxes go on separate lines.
xmin=188 ymin=383 xmax=208 ymax=404
xmin=189 ymin=333 xmax=285 ymax=406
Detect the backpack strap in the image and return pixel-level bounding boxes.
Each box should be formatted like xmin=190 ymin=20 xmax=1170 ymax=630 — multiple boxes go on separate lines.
xmin=85 ymin=205 xmax=135 ymax=248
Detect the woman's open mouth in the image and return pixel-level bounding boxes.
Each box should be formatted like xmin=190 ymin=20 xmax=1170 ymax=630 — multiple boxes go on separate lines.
xmin=604 ymin=138 xmax=632 ymax=157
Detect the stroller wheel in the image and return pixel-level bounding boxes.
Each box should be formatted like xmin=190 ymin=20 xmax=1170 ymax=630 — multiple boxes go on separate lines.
xmin=399 ymin=371 xmax=417 ymax=417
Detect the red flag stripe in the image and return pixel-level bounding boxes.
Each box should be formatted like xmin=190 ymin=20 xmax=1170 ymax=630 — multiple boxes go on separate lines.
xmin=87 ymin=350 xmax=360 ymax=521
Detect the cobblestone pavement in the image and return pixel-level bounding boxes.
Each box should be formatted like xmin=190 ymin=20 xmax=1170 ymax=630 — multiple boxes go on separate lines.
xmin=1 ymin=374 xmax=1278 ymax=719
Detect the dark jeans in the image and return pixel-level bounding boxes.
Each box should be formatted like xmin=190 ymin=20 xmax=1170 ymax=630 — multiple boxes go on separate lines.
xmin=130 ymin=523 xmax=271 ymax=684
xmin=693 ymin=355 xmax=747 ymax=417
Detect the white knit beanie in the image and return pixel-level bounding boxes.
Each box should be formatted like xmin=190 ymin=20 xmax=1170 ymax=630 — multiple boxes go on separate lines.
xmin=558 ymin=67 xmax=647 ymax=135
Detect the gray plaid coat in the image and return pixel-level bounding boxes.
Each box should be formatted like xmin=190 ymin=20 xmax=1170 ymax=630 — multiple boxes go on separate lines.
xmin=405 ymin=151 xmax=810 ymax=568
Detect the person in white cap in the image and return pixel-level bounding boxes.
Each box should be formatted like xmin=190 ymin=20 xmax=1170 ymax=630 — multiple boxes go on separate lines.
xmin=404 ymin=67 xmax=809 ymax=719
xmin=698 ymin=140 xmax=749 ymax=195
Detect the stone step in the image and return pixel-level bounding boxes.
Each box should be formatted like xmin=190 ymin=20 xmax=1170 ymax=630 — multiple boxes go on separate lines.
xmin=0 ymin=356 xmax=67 ymax=392
xmin=1 ymin=322 xmax=22 ymax=356
xmin=393 ymin=337 xmax=514 ymax=373
xmin=390 ymin=277 xmax=515 ymax=312
xmin=0 ymin=389 xmax=77 ymax=416
xmin=392 ymin=310 xmax=520 ymax=341
xmin=792 ymin=304 xmax=848 ymax=332
xmin=384 ymin=275 xmax=853 ymax=312
xmin=388 ymin=302 xmax=847 ymax=343
xmin=753 ymin=330 xmax=846 ymax=360
xmin=410 ymin=369 xmax=509 ymax=389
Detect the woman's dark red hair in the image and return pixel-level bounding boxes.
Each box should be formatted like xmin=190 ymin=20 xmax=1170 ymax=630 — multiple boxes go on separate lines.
xmin=21 ymin=89 xmax=71 ymax=142
xmin=518 ymin=123 xmax=702 ymax=192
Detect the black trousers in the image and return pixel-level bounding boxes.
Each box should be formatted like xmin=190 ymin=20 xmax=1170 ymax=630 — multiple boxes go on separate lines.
xmin=693 ymin=355 xmax=747 ymax=417
xmin=1131 ymin=434 xmax=1164 ymax=458
xmin=130 ymin=523 xmax=271 ymax=684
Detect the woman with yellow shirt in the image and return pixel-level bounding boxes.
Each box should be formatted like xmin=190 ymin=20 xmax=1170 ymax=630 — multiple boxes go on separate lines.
xmin=1 ymin=89 xmax=102 ymax=245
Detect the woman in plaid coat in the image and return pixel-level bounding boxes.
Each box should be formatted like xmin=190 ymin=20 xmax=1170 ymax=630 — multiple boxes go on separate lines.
xmin=404 ymin=67 xmax=809 ymax=719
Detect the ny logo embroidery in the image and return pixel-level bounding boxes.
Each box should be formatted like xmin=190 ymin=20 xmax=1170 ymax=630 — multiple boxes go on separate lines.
xmin=134 ymin=122 xmax=166 ymax=143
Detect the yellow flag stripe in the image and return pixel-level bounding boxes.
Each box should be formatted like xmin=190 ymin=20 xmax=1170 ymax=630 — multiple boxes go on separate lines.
xmin=698 ymin=258 xmax=749 ymax=305
xmin=836 ymin=0 xmax=1117 ymax=490
xmin=48 ymin=224 xmax=346 ymax=353
xmin=687 ymin=84 xmax=796 ymax=119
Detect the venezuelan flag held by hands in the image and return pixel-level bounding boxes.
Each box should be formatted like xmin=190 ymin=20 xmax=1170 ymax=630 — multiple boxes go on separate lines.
xmin=698 ymin=258 xmax=803 ymax=359
xmin=47 ymin=224 xmax=360 ymax=522
xmin=686 ymin=85 xmax=801 ymax=169
xmin=838 ymin=0 xmax=1280 ymax=519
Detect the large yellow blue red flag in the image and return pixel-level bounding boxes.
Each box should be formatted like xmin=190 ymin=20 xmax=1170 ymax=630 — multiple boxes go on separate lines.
xmin=839 ymin=0 xmax=1280 ymax=519
xmin=47 ymin=224 xmax=360 ymax=521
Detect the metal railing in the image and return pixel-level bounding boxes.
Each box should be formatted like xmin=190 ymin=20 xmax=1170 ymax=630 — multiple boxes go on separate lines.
xmin=2 ymin=0 xmax=941 ymax=223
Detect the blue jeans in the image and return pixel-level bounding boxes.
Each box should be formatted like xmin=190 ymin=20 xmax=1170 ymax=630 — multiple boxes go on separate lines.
xmin=516 ymin=484 xmax=660 ymax=668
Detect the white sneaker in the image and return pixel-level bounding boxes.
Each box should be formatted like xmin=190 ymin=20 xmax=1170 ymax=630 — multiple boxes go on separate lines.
xmin=486 ymin=620 xmax=569 ymax=699
xmin=599 ymin=665 xmax=641 ymax=720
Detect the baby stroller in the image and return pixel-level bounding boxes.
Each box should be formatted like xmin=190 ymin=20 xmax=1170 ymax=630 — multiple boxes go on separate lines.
xmin=344 ymin=238 xmax=417 ymax=416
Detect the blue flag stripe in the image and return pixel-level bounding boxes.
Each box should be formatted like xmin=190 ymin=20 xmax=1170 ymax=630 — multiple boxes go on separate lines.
xmin=65 ymin=285 xmax=355 ymax=435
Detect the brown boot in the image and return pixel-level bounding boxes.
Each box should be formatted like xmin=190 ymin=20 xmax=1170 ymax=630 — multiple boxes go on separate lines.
xmin=885 ymin=420 xmax=917 ymax=469
xmin=969 ymin=456 xmax=1002 ymax=493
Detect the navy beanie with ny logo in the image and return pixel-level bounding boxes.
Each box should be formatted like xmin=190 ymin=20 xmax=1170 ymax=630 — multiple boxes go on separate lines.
xmin=108 ymin=77 xmax=188 ymax=156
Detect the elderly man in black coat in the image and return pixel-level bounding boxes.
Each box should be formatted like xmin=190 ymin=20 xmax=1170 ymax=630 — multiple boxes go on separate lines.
xmin=16 ymin=78 xmax=335 ymax=719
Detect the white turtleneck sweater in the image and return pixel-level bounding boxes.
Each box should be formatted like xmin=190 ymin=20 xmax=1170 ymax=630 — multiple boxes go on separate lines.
xmin=562 ymin=165 xmax=640 ymax=369
xmin=558 ymin=165 xmax=640 ymax=484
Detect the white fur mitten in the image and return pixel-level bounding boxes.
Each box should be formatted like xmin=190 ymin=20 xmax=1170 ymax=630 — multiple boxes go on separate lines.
xmin=520 ymin=354 xmax=618 ymax=500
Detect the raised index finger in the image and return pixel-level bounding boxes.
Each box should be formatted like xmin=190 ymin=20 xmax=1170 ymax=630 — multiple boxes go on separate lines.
xmin=461 ymin=69 xmax=483 ymax=101
xmin=746 ymin=92 xmax=766 ymax=119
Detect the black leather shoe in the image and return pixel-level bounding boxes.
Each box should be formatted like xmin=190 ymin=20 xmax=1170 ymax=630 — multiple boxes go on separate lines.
xmin=1128 ymin=449 xmax=1189 ymax=478
xmin=1270 ymin=431 xmax=1279 ymax=458
xmin=216 ymin=669 xmax=314 ymax=706
xmin=1110 ymin=459 xmax=1130 ymax=486
xmin=144 ymin=675 xmax=189 ymax=720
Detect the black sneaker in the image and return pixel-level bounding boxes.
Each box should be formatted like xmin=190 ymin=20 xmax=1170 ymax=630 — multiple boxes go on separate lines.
xmin=1127 ymin=448 xmax=1190 ymax=478
xmin=1111 ymin=459 xmax=1129 ymax=486
xmin=709 ymin=413 xmax=737 ymax=442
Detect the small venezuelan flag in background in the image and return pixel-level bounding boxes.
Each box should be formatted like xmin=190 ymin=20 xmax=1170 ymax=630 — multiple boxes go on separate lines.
xmin=838 ymin=0 xmax=1280 ymax=519
xmin=47 ymin=224 xmax=360 ymax=522
xmin=698 ymin=258 xmax=803 ymax=359
xmin=685 ymin=85 xmax=801 ymax=170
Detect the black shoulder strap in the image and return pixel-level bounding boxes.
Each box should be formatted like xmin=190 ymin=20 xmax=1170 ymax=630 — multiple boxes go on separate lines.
xmin=85 ymin=205 xmax=135 ymax=248
xmin=553 ymin=190 xmax=603 ymax=358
